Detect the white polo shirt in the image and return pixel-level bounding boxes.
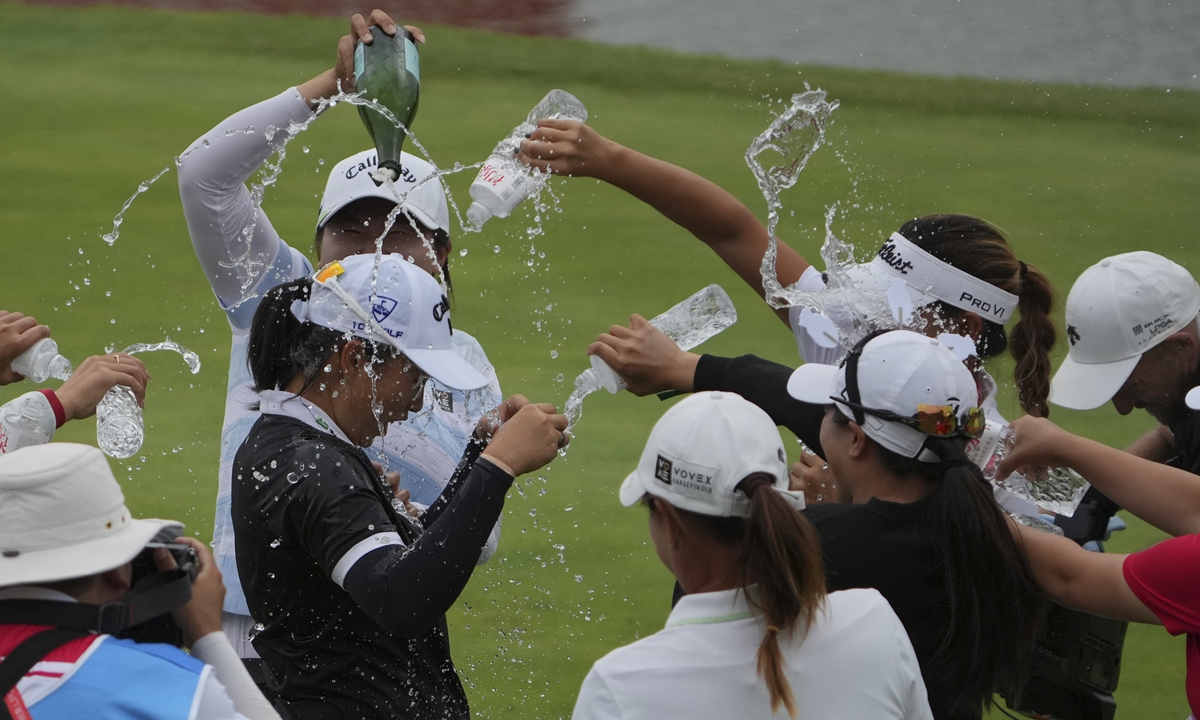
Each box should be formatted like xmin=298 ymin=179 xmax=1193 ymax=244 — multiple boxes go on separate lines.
xmin=572 ymin=587 xmax=932 ymax=720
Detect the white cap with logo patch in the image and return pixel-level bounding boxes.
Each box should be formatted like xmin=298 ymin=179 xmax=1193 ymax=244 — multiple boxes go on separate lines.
xmin=296 ymin=253 xmax=488 ymax=391
xmin=317 ymin=149 xmax=450 ymax=234
xmin=1051 ymin=252 xmax=1200 ymax=410
xmin=619 ymin=392 xmax=804 ymax=517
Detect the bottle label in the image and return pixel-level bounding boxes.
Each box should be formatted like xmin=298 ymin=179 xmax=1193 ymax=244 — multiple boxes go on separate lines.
xmin=404 ymin=36 xmax=420 ymax=83
xmin=478 ymin=162 xmax=507 ymax=188
xmin=354 ymin=42 xmax=365 ymax=85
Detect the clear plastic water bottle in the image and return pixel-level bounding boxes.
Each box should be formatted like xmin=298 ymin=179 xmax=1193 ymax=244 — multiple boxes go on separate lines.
xmin=96 ymin=385 xmax=143 ymax=459
xmin=965 ymin=419 xmax=1014 ymax=481
xmin=466 ymin=90 xmax=588 ymax=228
xmin=589 ymin=284 xmax=738 ymax=394
xmin=966 ymin=420 xmax=1089 ymax=516
xmin=9 ymin=338 xmax=72 ymax=383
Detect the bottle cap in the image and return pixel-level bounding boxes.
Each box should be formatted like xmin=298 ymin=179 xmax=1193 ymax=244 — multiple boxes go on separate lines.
xmin=466 ymin=202 xmax=492 ymax=229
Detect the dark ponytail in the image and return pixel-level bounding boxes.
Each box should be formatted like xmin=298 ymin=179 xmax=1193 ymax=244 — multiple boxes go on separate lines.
xmin=653 ymin=474 xmax=825 ymax=717
xmin=247 ymin=278 xmax=394 ymax=396
xmin=899 ymin=215 xmax=1057 ymax=416
xmin=878 ymin=434 xmax=1044 ymax=718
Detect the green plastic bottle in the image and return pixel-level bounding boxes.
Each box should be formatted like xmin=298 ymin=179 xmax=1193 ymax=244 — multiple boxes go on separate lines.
xmin=354 ymin=25 xmax=420 ymax=183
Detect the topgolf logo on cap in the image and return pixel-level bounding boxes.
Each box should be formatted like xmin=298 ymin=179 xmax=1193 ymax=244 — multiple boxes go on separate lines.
xmin=372 ymin=297 xmax=398 ymax=323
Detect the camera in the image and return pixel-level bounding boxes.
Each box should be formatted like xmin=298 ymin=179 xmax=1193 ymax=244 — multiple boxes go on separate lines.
xmin=118 ymin=528 xmax=199 ymax=647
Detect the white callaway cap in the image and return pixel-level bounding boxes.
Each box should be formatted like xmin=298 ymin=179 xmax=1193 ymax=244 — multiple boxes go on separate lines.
xmin=787 ymin=330 xmax=979 ymax=462
xmin=1051 ymin=252 xmax=1200 ymax=410
xmin=620 ymin=392 xmax=804 ymax=517
xmin=297 ymin=254 xmax=488 ymax=391
xmin=0 ymin=444 xmax=181 ymax=587
xmin=317 ymin=149 xmax=450 ymax=234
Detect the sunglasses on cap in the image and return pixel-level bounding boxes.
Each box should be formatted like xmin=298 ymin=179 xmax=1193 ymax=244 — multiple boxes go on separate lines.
xmin=835 ymin=329 xmax=985 ymax=439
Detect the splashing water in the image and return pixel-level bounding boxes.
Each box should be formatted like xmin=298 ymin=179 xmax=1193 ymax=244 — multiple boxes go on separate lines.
xmin=120 ymin=340 xmax=202 ymax=374
xmin=563 ymin=368 xmax=603 ymax=439
xmin=101 ymin=166 xmax=171 ymax=245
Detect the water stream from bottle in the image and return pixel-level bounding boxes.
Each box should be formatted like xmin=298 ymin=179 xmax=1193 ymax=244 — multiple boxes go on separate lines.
xmin=119 ymin=340 xmax=203 ymax=374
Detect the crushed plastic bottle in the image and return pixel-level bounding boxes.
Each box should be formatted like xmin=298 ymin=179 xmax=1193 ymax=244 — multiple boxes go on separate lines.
xmin=466 ymin=90 xmax=588 ymax=229
xmin=9 ymin=338 xmax=73 ymax=383
xmin=589 ymin=284 xmax=738 ymax=394
xmin=966 ymin=420 xmax=1089 ymax=516
xmin=96 ymin=385 xmax=143 ymax=460
xmin=96 ymin=340 xmax=201 ymax=459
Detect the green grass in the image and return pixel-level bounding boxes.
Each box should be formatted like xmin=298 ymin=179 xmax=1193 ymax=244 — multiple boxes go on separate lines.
xmin=2 ymin=2 xmax=1198 ymax=717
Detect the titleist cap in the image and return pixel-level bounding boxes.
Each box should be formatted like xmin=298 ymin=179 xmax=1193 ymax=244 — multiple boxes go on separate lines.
xmin=1051 ymin=252 xmax=1200 ymax=410
xmin=619 ymin=392 xmax=804 ymax=517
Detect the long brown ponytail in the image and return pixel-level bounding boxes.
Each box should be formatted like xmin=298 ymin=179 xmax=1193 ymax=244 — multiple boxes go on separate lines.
xmin=657 ymin=474 xmax=825 ymax=716
xmin=898 ymin=215 xmax=1057 ymax=416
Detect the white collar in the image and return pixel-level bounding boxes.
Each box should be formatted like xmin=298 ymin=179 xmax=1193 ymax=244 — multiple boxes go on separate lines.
xmin=664 ymin=587 xmax=755 ymax=628
xmin=0 ymin=586 xmax=78 ymax=603
xmin=259 ymin=390 xmax=354 ymax=445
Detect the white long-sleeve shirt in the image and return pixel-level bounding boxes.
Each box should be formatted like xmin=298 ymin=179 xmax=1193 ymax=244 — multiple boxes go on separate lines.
xmin=0 ymin=391 xmax=59 ymax=455
xmin=177 ymin=88 xmax=503 ymax=619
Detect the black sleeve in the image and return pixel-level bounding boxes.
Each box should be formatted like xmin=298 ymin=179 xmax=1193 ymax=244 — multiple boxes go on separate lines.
xmin=343 ymin=457 xmax=513 ymax=638
xmin=693 ymin=354 xmax=827 ymax=456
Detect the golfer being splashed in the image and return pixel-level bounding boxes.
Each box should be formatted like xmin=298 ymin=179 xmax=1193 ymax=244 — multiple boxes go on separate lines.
xmin=175 ymin=9 xmax=502 ymax=668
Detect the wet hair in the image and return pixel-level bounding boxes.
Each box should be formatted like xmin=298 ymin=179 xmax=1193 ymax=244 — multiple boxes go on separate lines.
xmin=646 ymin=474 xmax=825 ymax=717
xmin=899 ymin=214 xmax=1056 ymax=417
xmin=315 ymin=202 xmax=454 ymax=296
xmin=832 ymin=411 xmax=1044 ymax=717
xmin=247 ymin=278 xmax=396 ymax=395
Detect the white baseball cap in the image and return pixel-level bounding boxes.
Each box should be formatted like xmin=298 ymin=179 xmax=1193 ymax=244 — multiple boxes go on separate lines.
xmin=296 ymin=254 xmax=488 ymax=391
xmin=1050 ymin=252 xmax=1200 ymax=410
xmin=619 ymin=392 xmax=804 ymax=517
xmin=0 ymin=444 xmax=181 ymax=588
xmin=787 ymin=330 xmax=980 ymax=462
xmin=317 ymin=149 xmax=450 ymax=234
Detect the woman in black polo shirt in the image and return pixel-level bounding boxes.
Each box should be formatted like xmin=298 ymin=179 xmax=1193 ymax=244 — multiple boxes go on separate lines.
xmin=231 ymin=254 xmax=568 ymax=720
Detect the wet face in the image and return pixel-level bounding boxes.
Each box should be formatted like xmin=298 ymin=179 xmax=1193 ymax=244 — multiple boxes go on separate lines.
xmin=318 ymin=198 xmax=448 ymax=274
xmin=1110 ymin=334 xmax=1200 ymax=425
xmin=334 ymin=344 xmax=428 ymax=446
xmin=818 ymin=405 xmax=858 ymax=500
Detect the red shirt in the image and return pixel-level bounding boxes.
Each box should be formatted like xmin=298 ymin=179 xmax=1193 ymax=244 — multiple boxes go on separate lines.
xmin=1123 ymin=534 xmax=1200 ymax=717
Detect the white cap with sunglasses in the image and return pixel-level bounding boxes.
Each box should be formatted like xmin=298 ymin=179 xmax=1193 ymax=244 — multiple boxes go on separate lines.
xmin=293 ymin=254 xmax=488 ymax=391
xmin=317 ymin=149 xmax=450 ymax=234
xmin=787 ymin=330 xmax=983 ymax=463
xmin=619 ymin=392 xmax=805 ymax=516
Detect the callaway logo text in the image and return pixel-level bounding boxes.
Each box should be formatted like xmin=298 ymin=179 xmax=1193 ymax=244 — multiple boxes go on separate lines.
xmin=345 ymin=155 xmax=418 ymax=185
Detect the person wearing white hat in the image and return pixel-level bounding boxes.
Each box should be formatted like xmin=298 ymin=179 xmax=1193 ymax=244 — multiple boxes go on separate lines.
xmin=0 ymin=443 xmax=280 ymax=720
xmin=519 ymin=128 xmax=1057 ymax=505
xmin=1049 ymin=252 xmax=1200 ymax=472
xmin=176 ymin=10 xmax=506 ymax=667
xmin=781 ymin=330 xmax=1042 ymax=720
xmin=572 ymin=392 xmax=932 ymax=720
xmin=231 ymin=253 xmax=568 ymax=720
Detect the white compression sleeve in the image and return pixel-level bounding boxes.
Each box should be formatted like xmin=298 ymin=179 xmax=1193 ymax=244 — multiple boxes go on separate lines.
xmin=191 ymin=631 xmax=282 ymax=720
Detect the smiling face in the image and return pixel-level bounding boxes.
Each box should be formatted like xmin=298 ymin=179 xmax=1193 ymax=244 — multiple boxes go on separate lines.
xmin=318 ymin=198 xmax=449 ymax=275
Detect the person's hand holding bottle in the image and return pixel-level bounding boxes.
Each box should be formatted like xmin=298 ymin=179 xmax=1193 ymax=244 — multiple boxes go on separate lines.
xmin=587 ymin=314 xmax=699 ymax=397
xmin=0 ymin=311 xmax=51 ymax=385
xmin=297 ymin=9 xmax=426 ymax=107
xmin=480 ymin=395 xmax=568 ymax=477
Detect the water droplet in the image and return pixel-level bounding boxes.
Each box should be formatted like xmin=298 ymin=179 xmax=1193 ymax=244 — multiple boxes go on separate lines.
xmin=302 ymin=145 xmax=310 ymax=154
xmin=270 ymin=538 xmax=281 ymax=548
xmin=286 ymin=472 xmax=299 ymax=484
xmin=270 ymin=460 xmax=277 ymax=468
xmin=550 ymin=350 xmax=558 ymax=359
xmin=459 ymin=248 xmax=468 ymax=257
xmin=493 ymin=245 xmax=501 ymax=254
xmin=554 ymin=373 xmax=564 ymax=383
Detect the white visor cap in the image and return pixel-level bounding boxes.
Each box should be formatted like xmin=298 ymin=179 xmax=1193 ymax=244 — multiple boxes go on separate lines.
xmin=0 ymin=444 xmax=181 ymax=588
xmin=620 ymin=392 xmax=804 ymax=517
xmin=787 ymin=330 xmax=979 ymax=461
xmin=301 ymin=254 xmax=488 ymax=391
xmin=317 ymin=149 xmax=450 ymax=234
xmin=1051 ymin=252 xmax=1200 ymax=410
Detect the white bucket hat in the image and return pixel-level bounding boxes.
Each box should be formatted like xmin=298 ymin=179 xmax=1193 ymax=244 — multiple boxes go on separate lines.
xmin=620 ymin=392 xmax=804 ymax=517
xmin=787 ymin=330 xmax=981 ymax=462
xmin=1051 ymin=252 xmax=1200 ymax=410
xmin=316 ymin=149 xmax=450 ymax=234
xmin=0 ymin=444 xmax=180 ymax=588
xmin=295 ymin=254 xmax=488 ymax=391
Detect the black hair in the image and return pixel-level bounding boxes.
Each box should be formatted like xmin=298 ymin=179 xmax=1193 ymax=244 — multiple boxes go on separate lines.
xmin=246 ymin=278 xmax=395 ymax=395
xmin=832 ymin=411 xmax=1044 ymax=717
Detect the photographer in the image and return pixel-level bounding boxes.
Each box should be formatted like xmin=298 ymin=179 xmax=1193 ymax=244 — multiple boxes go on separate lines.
xmin=0 ymin=443 xmax=278 ymax=720
xmin=0 ymin=310 xmax=150 ymax=454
